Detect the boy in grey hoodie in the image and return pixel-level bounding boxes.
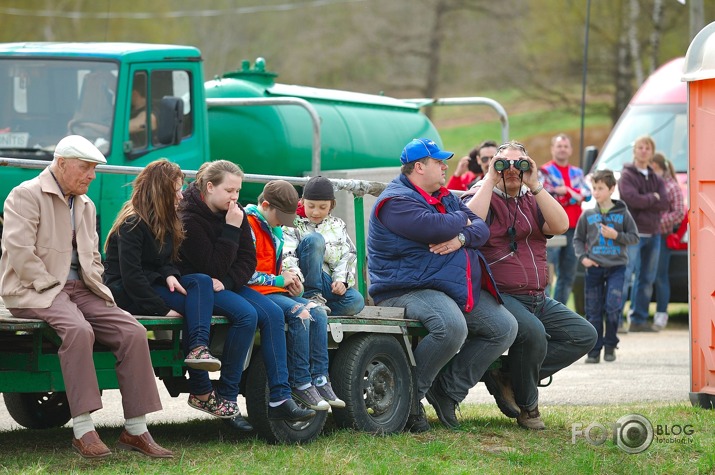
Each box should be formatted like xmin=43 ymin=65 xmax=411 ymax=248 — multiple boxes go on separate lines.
xmin=574 ymin=170 xmax=640 ymax=363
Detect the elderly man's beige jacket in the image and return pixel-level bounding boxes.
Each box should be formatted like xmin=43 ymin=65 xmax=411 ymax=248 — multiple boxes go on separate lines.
xmin=0 ymin=167 xmax=115 ymax=308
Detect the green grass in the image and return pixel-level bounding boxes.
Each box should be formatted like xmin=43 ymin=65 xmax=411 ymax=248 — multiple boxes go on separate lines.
xmin=0 ymin=403 xmax=711 ymax=474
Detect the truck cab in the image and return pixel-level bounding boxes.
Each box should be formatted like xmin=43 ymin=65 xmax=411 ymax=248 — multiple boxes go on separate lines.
xmin=0 ymin=42 xmax=207 ymax=240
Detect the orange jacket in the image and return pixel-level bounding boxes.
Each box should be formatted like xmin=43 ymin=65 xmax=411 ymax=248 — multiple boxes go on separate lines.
xmin=246 ymin=212 xmax=286 ymax=295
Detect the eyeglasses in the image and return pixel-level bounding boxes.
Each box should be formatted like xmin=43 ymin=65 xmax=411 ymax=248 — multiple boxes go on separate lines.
xmin=480 ymin=155 xmax=494 ymax=163
xmin=508 ymin=226 xmax=518 ymax=253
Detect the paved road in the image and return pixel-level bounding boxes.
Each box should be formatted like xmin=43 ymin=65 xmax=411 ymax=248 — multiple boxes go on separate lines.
xmin=0 ymin=325 xmax=691 ymax=432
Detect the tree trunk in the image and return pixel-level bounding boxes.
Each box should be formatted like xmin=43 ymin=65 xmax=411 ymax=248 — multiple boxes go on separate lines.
xmin=628 ymin=0 xmax=643 ymax=86
xmin=423 ymin=0 xmax=448 ymax=119
xmin=614 ymin=27 xmax=633 ymax=124
xmin=649 ymin=0 xmax=664 ymax=75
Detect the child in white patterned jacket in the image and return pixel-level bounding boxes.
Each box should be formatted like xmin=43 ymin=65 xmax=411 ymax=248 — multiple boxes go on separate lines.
xmin=282 ymin=176 xmax=365 ymax=316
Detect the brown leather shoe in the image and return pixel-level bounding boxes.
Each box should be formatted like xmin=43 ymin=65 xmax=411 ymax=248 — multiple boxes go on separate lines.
xmin=117 ymin=430 xmax=173 ymax=458
xmin=72 ymin=430 xmax=111 ymax=459
xmin=517 ymin=406 xmax=546 ymax=430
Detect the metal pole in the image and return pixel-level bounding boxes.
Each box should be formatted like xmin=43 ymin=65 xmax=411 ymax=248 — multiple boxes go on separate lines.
xmin=579 ymin=0 xmax=592 ymax=163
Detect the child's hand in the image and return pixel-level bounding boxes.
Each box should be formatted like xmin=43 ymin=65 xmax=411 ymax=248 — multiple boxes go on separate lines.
xmin=285 ymin=280 xmax=303 ymax=297
xmin=212 ymin=278 xmax=225 ymax=292
xmin=331 ymin=281 xmax=347 ymax=296
xmin=599 ymin=223 xmax=618 ymax=240
xmin=281 ymin=270 xmax=300 ymax=287
xmin=226 ymin=200 xmax=244 ymax=228
xmin=166 ymin=276 xmax=187 ymax=295
xmin=165 ymin=309 xmax=182 ymax=317
xmin=582 ymin=257 xmax=598 ymax=268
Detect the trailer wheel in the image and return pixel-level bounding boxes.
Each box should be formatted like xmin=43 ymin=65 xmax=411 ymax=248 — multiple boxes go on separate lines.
xmin=244 ymin=351 xmax=326 ymax=444
xmin=3 ymin=392 xmax=72 ymax=429
xmin=330 ymin=334 xmax=412 ymax=434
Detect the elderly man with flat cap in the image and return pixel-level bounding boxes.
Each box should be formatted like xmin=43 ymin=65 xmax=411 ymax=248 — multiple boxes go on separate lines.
xmin=367 ymin=138 xmax=517 ymax=432
xmin=0 ymin=135 xmax=172 ymax=459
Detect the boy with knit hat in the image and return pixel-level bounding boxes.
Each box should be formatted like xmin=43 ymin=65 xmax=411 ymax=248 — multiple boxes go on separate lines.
xmin=283 ymin=176 xmax=365 ymax=316
xmin=246 ymin=180 xmax=345 ymax=410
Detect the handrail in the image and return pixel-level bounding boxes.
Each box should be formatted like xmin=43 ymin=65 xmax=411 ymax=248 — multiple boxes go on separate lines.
xmin=205 ymin=97 xmax=322 ymax=176
xmin=404 ymin=96 xmax=510 ymax=144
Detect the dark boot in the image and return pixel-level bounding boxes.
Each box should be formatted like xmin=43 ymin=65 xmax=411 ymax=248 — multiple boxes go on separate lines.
xmin=426 ymin=383 xmax=460 ymax=429
xmin=604 ymin=346 xmax=616 ymax=362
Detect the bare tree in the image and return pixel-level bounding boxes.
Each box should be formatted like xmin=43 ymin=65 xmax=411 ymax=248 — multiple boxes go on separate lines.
xmin=628 ymin=0 xmax=644 ymax=85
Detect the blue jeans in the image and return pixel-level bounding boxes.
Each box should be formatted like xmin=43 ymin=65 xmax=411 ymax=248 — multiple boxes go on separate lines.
xmin=622 ymin=235 xmax=661 ymax=325
xmin=380 ymin=289 xmax=517 ymax=402
xmin=297 ymin=232 xmax=365 ymax=316
xmin=266 ymin=292 xmax=329 ymax=388
xmin=584 ymin=265 xmax=625 ymax=355
xmin=236 ymin=287 xmax=292 ymax=402
xmin=546 ymin=227 xmax=577 ymax=305
xmin=153 ymin=273 xmax=214 ymax=353
xmin=185 ymin=288 xmax=258 ymax=402
xmin=654 ymin=236 xmax=672 ymax=313
xmin=501 ymin=293 xmax=597 ymax=409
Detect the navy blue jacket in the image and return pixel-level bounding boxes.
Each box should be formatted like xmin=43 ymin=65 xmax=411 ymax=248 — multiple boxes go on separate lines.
xmin=367 ymin=174 xmax=499 ymax=310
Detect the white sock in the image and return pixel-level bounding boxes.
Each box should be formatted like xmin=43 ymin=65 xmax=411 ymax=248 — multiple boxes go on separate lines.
xmin=269 ymin=399 xmax=287 ymax=408
xmin=297 ymin=382 xmax=312 ymax=391
xmin=72 ymin=412 xmax=95 ymax=440
xmin=315 ymin=375 xmax=328 ymax=387
xmin=124 ymin=415 xmax=148 ymax=436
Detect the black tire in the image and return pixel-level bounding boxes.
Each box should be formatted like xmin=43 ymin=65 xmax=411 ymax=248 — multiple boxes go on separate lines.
xmin=244 ymin=351 xmax=326 ymax=444
xmin=3 ymin=392 xmax=72 ymax=429
xmin=330 ymin=334 xmax=412 ymax=434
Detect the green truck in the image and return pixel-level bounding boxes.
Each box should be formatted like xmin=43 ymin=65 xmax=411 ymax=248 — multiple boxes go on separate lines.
xmin=0 ymin=42 xmax=507 ymax=444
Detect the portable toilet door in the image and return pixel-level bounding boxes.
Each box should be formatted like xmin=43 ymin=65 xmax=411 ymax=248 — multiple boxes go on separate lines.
xmin=683 ymin=20 xmax=715 ymax=410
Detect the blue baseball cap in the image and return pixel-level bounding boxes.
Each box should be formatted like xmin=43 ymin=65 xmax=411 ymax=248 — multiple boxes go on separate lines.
xmin=400 ymin=138 xmax=454 ymax=164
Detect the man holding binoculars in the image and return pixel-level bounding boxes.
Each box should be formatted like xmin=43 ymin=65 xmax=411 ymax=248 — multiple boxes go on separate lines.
xmin=465 ymin=141 xmax=596 ymax=430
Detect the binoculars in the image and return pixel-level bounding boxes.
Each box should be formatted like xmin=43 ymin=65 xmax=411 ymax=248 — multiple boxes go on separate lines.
xmin=493 ymin=158 xmax=530 ymax=172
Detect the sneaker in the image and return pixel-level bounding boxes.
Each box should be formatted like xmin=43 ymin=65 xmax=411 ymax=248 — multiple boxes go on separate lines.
xmin=517 ymin=405 xmax=546 ymax=430
xmin=653 ymin=312 xmax=669 ymax=331
xmin=307 ymin=293 xmax=332 ymax=315
xmin=629 ymin=322 xmax=658 ymax=333
xmin=184 ymin=345 xmax=222 ymax=372
xmin=187 ymin=392 xmax=240 ymax=419
xmin=316 ymin=381 xmax=346 ymax=408
xmin=292 ymin=385 xmax=330 ymax=411
xmin=585 ymin=354 xmax=600 ymax=364
xmin=426 ymin=384 xmax=460 ymax=429
xmin=267 ymin=399 xmax=316 ymax=421
xmin=404 ymin=403 xmax=430 ymax=433
xmin=482 ymin=369 xmax=520 ymax=418
xmin=604 ymin=347 xmax=616 ymax=362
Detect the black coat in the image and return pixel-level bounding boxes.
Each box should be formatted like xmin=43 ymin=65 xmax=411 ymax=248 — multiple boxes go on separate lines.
xmin=103 ymin=216 xmax=179 ymax=316
xmin=177 ymin=183 xmax=257 ymax=292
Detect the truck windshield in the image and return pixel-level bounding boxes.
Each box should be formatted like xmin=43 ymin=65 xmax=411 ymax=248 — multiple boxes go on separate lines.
xmin=595 ymin=103 xmax=688 ymax=174
xmin=0 ymin=59 xmax=117 ymax=157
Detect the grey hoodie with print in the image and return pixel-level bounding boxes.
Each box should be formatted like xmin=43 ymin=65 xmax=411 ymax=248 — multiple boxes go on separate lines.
xmin=573 ymin=199 xmax=640 ymax=268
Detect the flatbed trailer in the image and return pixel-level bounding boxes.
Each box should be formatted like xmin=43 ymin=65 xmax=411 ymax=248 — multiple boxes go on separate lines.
xmin=0 ymin=302 xmax=442 ymax=444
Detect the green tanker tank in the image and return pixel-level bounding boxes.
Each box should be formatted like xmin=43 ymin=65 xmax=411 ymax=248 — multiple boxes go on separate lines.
xmin=205 ymin=58 xmax=442 ymax=202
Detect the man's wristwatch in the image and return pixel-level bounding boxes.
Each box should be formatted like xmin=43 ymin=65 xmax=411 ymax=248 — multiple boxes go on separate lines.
xmin=457 ymin=233 xmax=466 ymax=247
xmin=531 ymin=183 xmax=544 ymax=195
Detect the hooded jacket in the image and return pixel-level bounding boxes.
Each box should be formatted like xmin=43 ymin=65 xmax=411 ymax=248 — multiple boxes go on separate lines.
xmin=573 ymin=199 xmax=640 ymax=268
xmin=618 ymin=163 xmax=669 ymax=235
xmin=177 ymin=183 xmax=256 ymax=291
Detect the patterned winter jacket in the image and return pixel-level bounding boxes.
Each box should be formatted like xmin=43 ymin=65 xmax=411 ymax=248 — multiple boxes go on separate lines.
xmin=282 ymin=203 xmax=358 ymax=288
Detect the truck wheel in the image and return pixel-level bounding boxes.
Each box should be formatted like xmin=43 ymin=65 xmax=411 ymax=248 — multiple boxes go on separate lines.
xmin=3 ymin=392 xmax=72 ymax=429
xmin=244 ymin=352 xmax=326 ymax=444
xmin=330 ymin=334 xmax=412 ymax=434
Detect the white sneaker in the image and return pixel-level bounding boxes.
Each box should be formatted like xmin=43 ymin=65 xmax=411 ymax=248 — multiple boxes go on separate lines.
xmin=653 ymin=312 xmax=669 ymax=331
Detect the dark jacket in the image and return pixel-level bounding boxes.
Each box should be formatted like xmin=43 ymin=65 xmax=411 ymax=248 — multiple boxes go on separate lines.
xmin=367 ymin=174 xmax=498 ymax=311
xmin=177 ymin=183 xmax=256 ymax=291
xmin=103 ymin=216 xmax=179 ymax=316
xmin=618 ymin=163 xmax=669 ymax=235
xmin=573 ymin=199 xmax=640 ymax=268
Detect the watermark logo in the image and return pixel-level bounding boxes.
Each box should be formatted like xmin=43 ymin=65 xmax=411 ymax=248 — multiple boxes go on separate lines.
xmin=572 ymin=414 xmax=694 ymax=454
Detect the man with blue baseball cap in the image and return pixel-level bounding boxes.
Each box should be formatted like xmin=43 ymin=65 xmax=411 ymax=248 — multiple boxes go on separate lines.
xmin=367 ymin=138 xmax=518 ymax=432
